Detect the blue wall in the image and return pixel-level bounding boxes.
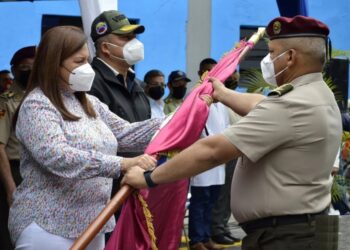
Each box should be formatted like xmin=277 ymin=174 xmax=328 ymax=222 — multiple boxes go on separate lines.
xmin=118 ymin=0 xmax=188 ymax=82
xmin=0 ymin=0 xmax=80 ymax=70
xmin=0 ymin=0 xmax=349 ymax=85
xmin=211 ymin=0 xmax=350 ymax=60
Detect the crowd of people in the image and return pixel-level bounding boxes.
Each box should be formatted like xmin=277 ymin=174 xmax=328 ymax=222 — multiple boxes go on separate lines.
xmin=0 ymin=9 xmax=348 ymax=250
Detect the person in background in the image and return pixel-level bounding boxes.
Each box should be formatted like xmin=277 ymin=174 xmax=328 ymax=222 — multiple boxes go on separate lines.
xmin=187 ymin=58 xmax=228 ymax=250
xmin=0 ymin=70 xmax=13 ymax=94
xmin=88 ymin=10 xmax=151 ymax=227
xmin=143 ymin=69 xmax=166 ymax=118
xmin=0 ymin=46 xmax=35 ymax=250
xmin=8 ymin=26 xmax=160 ymax=250
xmin=123 ymin=15 xmax=342 ymax=250
xmin=163 ymin=70 xmax=191 ymax=114
xmin=211 ymin=68 xmax=241 ymax=245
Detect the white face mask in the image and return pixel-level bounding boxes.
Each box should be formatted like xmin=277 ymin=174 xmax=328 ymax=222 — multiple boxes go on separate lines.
xmin=68 ymin=63 xmax=95 ymax=92
xmin=107 ymin=38 xmax=144 ymax=66
xmin=260 ymin=51 xmax=289 ymax=86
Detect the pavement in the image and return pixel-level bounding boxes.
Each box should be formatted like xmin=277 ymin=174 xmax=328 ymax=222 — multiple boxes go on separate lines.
xmin=179 ymin=217 xmax=246 ymax=250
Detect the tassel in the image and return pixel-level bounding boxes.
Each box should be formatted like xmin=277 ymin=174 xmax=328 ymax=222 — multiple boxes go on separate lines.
xmin=136 ymin=191 xmax=158 ymax=250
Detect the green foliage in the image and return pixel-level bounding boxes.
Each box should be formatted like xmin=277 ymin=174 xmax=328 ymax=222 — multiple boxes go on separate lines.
xmin=323 ymin=74 xmax=343 ymax=102
xmin=331 ymin=175 xmax=350 ymax=202
xmin=332 ymin=49 xmax=350 ymax=59
xmin=238 ymin=69 xmax=274 ymax=93
xmin=238 ymin=68 xmax=343 ymax=102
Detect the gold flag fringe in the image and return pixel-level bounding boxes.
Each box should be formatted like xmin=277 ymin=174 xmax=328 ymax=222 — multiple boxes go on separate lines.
xmin=136 ymin=191 xmax=158 ymax=250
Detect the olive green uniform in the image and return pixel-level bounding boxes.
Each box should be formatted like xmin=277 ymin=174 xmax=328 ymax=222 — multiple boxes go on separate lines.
xmin=223 ymin=73 xmax=342 ymax=250
xmin=0 ymin=82 xmax=24 ymax=161
xmin=163 ymin=96 xmax=183 ymax=115
xmin=0 ymin=82 xmax=24 ymax=250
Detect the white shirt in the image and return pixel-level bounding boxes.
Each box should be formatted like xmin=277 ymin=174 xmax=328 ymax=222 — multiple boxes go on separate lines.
xmin=147 ymin=96 xmax=165 ymax=119
xmin=190 ymin=103 xmax=231 ymax=187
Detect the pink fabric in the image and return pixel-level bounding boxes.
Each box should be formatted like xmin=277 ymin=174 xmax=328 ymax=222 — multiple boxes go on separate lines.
xmin=105 ymin=41 xmax=253 ymax=250
xmin=145 ymin=41 xmax=253 ymax=155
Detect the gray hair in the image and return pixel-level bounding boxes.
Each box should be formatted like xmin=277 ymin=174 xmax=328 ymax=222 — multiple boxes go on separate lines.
xmin=280 ymin=37 xmax=327 ymax=65
xmin=94 ymin=35 xmax=113 ymax=56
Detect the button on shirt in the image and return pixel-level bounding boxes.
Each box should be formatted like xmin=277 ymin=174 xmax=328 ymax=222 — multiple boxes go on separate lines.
xmin=223 ymin=73 xmax=342 ymax=223
xmin=8 ymin=88 xmax=161 ymax=242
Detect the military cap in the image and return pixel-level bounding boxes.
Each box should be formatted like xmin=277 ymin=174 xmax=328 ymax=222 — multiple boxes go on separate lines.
xmin=266 ymin=15 xmax=329 ymax=40
xmin=10 ymin=46 xmax=36 ymax=66
xmin=168 ymin=70 xmax=191 ymax=83
xmin=91 ymin=10 xmax=145 ymax=42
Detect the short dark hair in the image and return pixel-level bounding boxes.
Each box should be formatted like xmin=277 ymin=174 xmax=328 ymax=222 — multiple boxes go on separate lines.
xmin=0 ymin=70 xmax=10 ymax=75
xmin=199 ymin=58 xmax=217 ymax=70
xmin=144 ymin=69 xmax=164 ymax=84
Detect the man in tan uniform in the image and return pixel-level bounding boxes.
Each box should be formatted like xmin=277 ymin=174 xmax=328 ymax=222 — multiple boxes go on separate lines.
xmin=123 ymin=16 xmax=342 ymax=250
xmin=0 ymin=46 xmax=35 ymax=250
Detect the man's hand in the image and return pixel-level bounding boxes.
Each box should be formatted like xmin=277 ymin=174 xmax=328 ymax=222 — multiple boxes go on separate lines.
xmin=121 ymin=166 xmax=148 ymax=189
xmin=121 ymin=154 xmax=157 ymax=172
xmin=209 ymin=77 xmax=227 ymax=103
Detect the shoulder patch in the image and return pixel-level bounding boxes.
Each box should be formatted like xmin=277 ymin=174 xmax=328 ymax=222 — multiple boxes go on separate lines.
xmin=268 ymin=84 xmax=293 ymax=97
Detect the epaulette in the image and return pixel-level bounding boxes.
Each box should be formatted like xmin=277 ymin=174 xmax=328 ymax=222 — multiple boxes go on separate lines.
xmin=268 ymin=84 xmax=293 ymax=97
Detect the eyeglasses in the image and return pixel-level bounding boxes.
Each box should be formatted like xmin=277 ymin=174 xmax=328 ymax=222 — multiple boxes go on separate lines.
xmin=148 ymin=81 xmax=165 ymax=88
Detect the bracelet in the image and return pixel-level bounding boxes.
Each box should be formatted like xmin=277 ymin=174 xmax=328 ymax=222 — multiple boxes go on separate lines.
xmin=143 ymin=170 xmax=158 ymax=188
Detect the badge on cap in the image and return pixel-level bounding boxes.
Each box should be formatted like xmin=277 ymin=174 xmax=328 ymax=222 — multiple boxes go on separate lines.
xmin=96 ymin=22 xmax=108 ymax=35
xmin=273 ymin=21 xmax=281 ymax=35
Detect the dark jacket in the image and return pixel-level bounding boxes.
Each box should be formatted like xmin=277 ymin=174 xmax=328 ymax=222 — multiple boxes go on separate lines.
xmin=89 ymin=57 xmax=151 ymax=123
xmin=89 ymin=58 xmax=151 ymax=158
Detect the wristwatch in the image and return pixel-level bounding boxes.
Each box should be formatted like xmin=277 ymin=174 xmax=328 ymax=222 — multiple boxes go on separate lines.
xmin=143 ymin=170 xmax=158 ymax=188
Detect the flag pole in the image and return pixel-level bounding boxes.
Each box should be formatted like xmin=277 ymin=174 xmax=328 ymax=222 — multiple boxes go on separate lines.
xmin=70 ymin=27 xmax=265 ymax=250
xmin=70 ymin=185 xmax=134 ymax=250
xmin=238 ymin=27 xmax=266 ymax=61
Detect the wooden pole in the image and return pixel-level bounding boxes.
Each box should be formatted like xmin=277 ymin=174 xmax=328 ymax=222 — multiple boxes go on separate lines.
xmin=70 ymin=27 xmax=266 ymax=250
xmin=238 ymin=27 xmax=266 ymax=62
xmin=70 ymin=185 xmax=133 ymax=250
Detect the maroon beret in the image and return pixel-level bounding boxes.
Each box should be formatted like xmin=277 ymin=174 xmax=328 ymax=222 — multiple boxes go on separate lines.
xmin=266 ymin=15 xmax=329 ymax=40
xmin=10 ymin=46 xmax=36 ymax=66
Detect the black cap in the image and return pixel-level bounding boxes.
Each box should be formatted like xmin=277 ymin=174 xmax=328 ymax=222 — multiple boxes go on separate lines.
xmin=91 ymin=10 xmax=145 ymax=42
xmin=168 ymin=70 xmax=191 ymax=83
xmin=10 ymin=46 xmax=36 ymax=66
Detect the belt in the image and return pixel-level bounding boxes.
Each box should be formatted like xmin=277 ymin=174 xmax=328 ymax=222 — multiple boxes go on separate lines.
xmin=240 ymin=209 xmax=328 ymax=234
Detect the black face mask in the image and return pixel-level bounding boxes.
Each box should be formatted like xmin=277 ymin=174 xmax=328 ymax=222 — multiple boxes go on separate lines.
xmin=172 ymin=86 xmax=187 ymax=99
xmin=17 ymin=70 xmax=31 ymax=88
xmin=148 ymin=86 xmax=165 ymax=100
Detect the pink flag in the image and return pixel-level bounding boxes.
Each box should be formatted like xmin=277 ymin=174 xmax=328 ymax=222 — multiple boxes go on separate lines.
xmin=105 ymin=41 xmax=253 ymax=250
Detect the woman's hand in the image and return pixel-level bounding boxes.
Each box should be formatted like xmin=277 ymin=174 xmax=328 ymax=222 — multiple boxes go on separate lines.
xmin=121 ymin=166 xmax=148 ymax=189
xmin=121 ymin=154 xmax=157 ymax=172
xmin=200 ymin=94 xmax=213 ymax=106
